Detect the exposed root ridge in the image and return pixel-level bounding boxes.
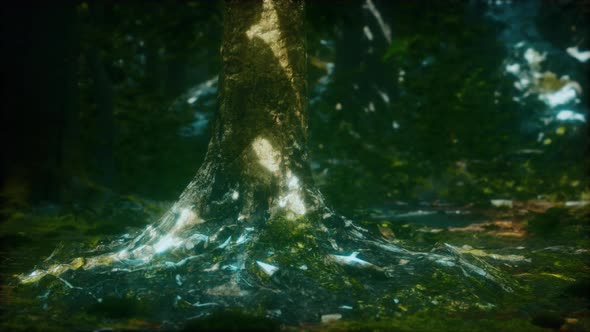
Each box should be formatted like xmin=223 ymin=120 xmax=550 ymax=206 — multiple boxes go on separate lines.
xmin=17 ymin=193 xmax=519 ymax=324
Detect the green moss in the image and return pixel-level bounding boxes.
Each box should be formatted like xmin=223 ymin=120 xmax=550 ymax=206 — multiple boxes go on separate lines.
xmin=258 ymin=214 xmax=323 ymax=268
xmin=263 ymin=215 xmax=310 ymax=242
xmin=254 ymin=214 xmax=364 ymax=293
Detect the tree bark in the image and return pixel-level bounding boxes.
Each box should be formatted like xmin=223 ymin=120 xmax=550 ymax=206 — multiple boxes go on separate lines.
xmin=170 ymin=0 xmax=315 ymax=221
xmin=117 ymin=0 xmax=325 ymax=261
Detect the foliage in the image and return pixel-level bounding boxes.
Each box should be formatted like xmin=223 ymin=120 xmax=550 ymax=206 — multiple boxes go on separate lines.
xmin=308 ymin=1 xmax=587 ymax=211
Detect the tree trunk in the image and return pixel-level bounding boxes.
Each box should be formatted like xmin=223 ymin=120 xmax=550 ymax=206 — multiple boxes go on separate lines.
xmin=189 ymin=0 xmax=313 ymax=219
xmin=116 ymin=0 xmax=328 ymax=262
xmin=173 ymin=0 xmax=316 ymax=219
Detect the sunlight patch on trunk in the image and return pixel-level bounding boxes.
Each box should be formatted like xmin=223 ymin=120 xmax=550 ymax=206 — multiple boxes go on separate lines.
xmin=252 ymin=137 xmax=280 ymax=173
xmin=278 ymin=172 xmax=306 ymax=218
xmin=245 ymin=0 xmax=293 ymax=80
xmin=245 ymin=0 xmax=301 ymax=110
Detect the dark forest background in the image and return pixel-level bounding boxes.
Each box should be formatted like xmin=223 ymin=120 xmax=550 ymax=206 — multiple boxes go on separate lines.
xmin=1 ymin=1 xmax=588 ymax=220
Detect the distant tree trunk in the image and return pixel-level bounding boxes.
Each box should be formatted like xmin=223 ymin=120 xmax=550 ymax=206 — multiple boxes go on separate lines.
xmin=58 ymin=5 xmax=83 ymax=201
xmin=1 ymin=4 xmax=80 ymax=205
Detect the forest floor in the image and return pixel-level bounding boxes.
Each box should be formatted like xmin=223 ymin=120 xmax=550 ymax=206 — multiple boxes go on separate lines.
xmin=0 ymin=196 xmax=588 ymax=331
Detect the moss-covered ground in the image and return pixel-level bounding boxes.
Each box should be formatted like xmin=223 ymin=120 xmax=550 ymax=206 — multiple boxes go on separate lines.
xmin=1 ymin=200 xmax=588 ymax=331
